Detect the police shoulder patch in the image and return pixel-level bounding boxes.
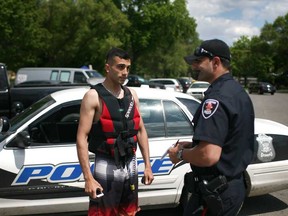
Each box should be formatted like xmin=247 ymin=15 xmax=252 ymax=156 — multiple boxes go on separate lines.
xmin=202 ymin=99 xmax=219 ymax=119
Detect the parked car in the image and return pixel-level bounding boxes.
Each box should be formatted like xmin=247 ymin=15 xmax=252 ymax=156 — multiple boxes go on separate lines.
xmin=149 ymin=78 xmax=183 ymax=92
xmin=248 ymin=82 xmax=276 ymax=95
xmin=186 ymin=81 xmax=210 ymax=100
xmin=0 ymin=87 xmax=288 ymax=215
xmin=15 ymin=67 xmax=103 ymax=85
xmin=177 ymin=78 xmax=192 ymax=93
xmin=126 ymin=74 xmax=166 ymax=89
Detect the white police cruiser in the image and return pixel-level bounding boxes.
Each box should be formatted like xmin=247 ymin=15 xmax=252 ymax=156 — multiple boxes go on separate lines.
xmin=0 ymin=87 xmax=288 ymax=215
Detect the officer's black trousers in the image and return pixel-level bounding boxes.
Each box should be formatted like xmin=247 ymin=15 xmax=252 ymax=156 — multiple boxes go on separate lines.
xmin=183 ymin=176 xmax=245 ymax=216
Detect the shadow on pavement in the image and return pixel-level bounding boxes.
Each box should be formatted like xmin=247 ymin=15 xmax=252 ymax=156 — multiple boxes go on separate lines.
xmin=239 ymin=194 xmax=288 ymax=215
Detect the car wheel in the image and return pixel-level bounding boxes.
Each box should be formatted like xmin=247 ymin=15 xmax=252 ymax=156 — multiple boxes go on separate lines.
xmin=258 ymin=89 xmax=263 ymax=95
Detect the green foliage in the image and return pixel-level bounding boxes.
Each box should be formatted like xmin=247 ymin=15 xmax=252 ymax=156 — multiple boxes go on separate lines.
xmin=0 ymin=0 xmax=48 ymax=70
xmin=1 ymin=0 xmax=286 ymax=87
xmin=231 ymin=12 xmax=288 ymax=88
xmin=38 ymin=0 xmax=130 ymax=72
xmin=122 ymin=0 xmax=198 ymax=78
xmin=0 ymin=0 xmax=198 ymax=78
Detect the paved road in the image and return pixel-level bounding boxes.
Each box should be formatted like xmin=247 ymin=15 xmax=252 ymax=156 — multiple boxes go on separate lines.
xmin=137 ymin=92 xmax=288 ymax=216
xmin=249 ymin=92 xmax=288 ymax=127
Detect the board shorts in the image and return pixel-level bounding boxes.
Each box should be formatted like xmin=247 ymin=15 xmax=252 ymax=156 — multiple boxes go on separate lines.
xmin=88 ymin=152 xmax=139 ymax=216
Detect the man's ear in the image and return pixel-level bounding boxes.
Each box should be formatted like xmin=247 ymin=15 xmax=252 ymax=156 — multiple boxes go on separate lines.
xmin=105 ymin=63 xmax=110 ymax=73
xmin=213 ymin=57 xmax=221 ymax=68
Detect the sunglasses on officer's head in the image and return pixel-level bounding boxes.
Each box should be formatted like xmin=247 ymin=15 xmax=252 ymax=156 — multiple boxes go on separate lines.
xmin=194 ymin=47 xmax=214 ymax=58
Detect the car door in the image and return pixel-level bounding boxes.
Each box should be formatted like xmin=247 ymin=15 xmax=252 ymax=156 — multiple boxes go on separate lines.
xmin=0 ymin=101 xmax=86 ymax=200
xmin=137 ymin=98 xmax=193 ymax=206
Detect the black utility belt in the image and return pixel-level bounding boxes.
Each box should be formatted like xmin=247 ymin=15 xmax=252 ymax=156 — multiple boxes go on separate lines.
xmin=184 ymin=173 xmax=229 ymax=194
xmin=199 ymin=175 xmax=228 ymax=194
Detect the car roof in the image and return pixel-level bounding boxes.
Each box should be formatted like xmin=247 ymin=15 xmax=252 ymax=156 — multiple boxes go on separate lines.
xmin=192 ymin=81 xmax=209 ymax=84
xmin=49 ymin=86 xmax=197 ymax=103
xmin=149 ymin=78 xmax=178 ymax=81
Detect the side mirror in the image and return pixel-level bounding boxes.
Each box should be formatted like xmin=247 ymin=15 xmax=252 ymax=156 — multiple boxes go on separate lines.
xmin=0 ymin=116 xmax=10 ymax=132
xmin=11 ymin=131 xmax=31 ymax=149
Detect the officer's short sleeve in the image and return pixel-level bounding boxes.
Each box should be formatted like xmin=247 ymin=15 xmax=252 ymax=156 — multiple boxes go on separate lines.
xmin=193 ymin=98 xmax=229 ymax=147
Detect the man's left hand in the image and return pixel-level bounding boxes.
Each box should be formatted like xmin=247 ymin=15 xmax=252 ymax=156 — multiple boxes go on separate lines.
xmin=142 ymin=168 xmax=154 ymax=185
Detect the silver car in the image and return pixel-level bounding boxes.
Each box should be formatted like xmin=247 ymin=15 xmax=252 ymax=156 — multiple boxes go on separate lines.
xmin=186 ymin=81 xmax=210 ymax=100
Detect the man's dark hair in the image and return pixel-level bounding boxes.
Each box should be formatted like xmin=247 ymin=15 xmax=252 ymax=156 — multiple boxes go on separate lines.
xmin=220 ymin=57 xmax=231 ymax=70
xmin=105 ymin=47 xmax=130 ymax=64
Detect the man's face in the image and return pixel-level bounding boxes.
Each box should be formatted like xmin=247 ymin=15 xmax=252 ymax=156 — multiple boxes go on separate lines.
xmin=106 ymin=56 xmax=131 ymax=84
xmin=191 ymin=57 xmax=213 ymax=83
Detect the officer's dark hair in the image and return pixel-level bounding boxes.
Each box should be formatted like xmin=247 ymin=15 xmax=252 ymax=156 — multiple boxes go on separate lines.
xmin=105 ymin=47 xmax=130 ymax=64
xmin=220 ymin=57 xmax=231 ymax=70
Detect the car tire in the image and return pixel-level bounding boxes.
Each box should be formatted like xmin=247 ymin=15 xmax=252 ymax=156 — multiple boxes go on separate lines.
xmin=258 ymin=89 xmax=263 ymax=95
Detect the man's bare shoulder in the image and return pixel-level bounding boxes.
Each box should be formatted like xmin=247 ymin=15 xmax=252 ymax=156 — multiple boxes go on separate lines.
xmin=84 ymin=88 xmax=98 ymax=98
xmin=127 ymin=87 xmax=138 ymax=98
xmin=82 ymin=88 xmax=100 ymax=107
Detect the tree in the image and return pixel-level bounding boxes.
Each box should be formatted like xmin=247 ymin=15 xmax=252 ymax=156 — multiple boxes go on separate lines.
xmin=120 ymin=0 xmax=199 ymax=78
xmin=0 ymin=0 xmax=48 ymax=71
xmin=38 ymin=0 xmax=130 ymax=72
xmin=230 ymin=36 xmax=253 ymax=85
xmin=260 ymin=13 xmax=288 ymax=74
xmin=0 ymin=0 xmax=199 ymax=78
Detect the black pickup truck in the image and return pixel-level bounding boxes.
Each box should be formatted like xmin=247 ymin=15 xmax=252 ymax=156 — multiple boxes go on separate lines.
xmin=0 ymin=63 xmax=95 ymax=118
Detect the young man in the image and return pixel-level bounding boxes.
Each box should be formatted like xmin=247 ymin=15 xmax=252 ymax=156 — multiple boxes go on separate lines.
xmin=168 ymin=39 xmax=255 ymax=216
xmin=76 ymin=47 xmax=154 ymax=216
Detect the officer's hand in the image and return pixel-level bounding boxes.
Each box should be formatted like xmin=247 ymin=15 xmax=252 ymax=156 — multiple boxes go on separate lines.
xmin=179 ymin=141 xmax=192 ymax=149
xmin=168 ymin=143 xmax=182 ymax=164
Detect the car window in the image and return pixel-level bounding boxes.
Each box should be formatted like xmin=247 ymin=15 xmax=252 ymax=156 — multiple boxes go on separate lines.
xmin=139 ymin=99 xmax=193 ymax=138
xmin=50 ymin=70 xmax=59 ymax=81
xmin=191 ymin=83 xmax=209 ymax=88
xmin=151 ymin=80 xmax=173 ymax=85
xmin=7 ymin=102 xmax=81 ymax=147
xmin=74 ymin=71 xmax=87 ymax=83
xmin=59 ymin=70 xmax=71 ymax=82
xmin=163 ymin=101 xmax=193 ymax=136
xmin=176 ymin=97 xmax=200 ymax=116
xmin=86 ymin=70 xmax=103 ymax=78
xmin=140 ymin=99 xmax=165 ymax=138
xmin=7 ymin=97 xmax=192 ymax=147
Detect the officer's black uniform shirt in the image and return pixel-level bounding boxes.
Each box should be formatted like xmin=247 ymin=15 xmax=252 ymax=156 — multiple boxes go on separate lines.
xmin=191 ymin=73 xmax=255 ymax=178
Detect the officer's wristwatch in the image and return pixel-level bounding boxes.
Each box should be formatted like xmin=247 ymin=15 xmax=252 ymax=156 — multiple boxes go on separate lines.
xmin=177 ymin=149 xmax=184 ymax=161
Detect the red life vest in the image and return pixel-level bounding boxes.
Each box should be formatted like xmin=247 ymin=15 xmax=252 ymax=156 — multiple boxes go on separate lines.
xmin=88 ymin=84 xmax=140 ymax=167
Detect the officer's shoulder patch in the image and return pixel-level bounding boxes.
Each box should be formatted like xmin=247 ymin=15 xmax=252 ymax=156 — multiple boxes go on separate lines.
xmin=201 ymin=99 xmax=219 ymax=119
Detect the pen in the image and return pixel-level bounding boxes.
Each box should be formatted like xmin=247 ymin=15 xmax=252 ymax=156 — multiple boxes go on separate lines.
xmin=160 ymin=139 xmax=180 ymax=160
xmin=174 ymin=139 xmax=180 ymax=147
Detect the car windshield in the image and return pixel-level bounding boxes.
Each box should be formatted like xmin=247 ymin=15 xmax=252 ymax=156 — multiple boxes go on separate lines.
xmin=191 ymin=83 xmax=210 ymax=88
xmin=86 ymin=70 xmax=103 ymax=78
xmin=138 ymin=77 xmax=146 ymax=83
xmin=0 ymin=96 xmax=55 ymax=142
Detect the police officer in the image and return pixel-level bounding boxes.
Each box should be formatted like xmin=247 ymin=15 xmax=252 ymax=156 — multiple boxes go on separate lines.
xmin=168 ymin=39 xmax=255 ymax=216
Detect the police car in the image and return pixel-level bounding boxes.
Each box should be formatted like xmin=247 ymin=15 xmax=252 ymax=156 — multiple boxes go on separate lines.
xmin=0 ymin=87 xmax=288 ymax=215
